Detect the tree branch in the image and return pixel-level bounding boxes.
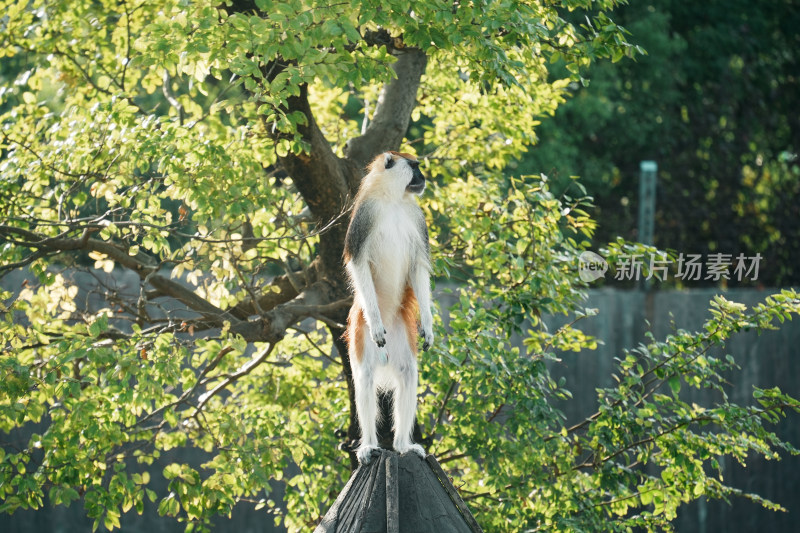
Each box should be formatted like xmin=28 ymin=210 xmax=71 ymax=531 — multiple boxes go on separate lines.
xmin=1 ymin=226 xmax=238 ymax=325
xmin=272 ymin=87 xmax=350 ymax=223
xmin=344 ymin=48 xmax=428 ymax=169
xmin=231 ymin=279 xmax=342 ymax=342
xmin=195 ymin=342 xmax=278 ymax=414
xmin=261 ymin=83 xmax=355 ymax=278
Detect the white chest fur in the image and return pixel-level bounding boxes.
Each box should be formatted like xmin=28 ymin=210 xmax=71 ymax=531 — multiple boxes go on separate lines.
xmin=366 ymin=199 xmax=424 ymax=317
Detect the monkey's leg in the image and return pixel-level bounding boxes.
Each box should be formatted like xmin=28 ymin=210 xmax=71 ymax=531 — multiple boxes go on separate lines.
xmin=388 ymin=321 xmax=425 ymax=458
xmin=352 ymin=350 xmax=380 ymax=464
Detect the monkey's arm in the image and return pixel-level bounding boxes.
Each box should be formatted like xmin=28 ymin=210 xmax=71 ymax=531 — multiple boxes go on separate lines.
xmin=344 ymin=202 xmax=386 ymax=346
xmin=346 ymin=259 xmax=386 ymax=347
xmin=412 ymin=214 xmax=434 ymax=350
xmin=411 ymin=261 xmax=434 ymax=351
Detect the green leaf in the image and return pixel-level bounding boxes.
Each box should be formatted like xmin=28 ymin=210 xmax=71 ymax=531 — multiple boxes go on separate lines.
xmin=668 ymin=376 xmax=681 ymax=395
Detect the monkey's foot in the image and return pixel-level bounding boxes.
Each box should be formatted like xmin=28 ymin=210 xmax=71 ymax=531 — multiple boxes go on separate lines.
xmin=395 ymin=442 xmax=425 ymax=459
xmin=356 ymin=445 xmax=381 ymax=465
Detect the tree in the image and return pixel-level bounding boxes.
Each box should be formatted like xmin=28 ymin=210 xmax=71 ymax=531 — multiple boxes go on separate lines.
xmin=1 ymin=1 xmax=798 ymax=532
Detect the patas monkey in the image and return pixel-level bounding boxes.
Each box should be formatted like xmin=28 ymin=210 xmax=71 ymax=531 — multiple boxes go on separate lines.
xmin=344 ymin=151 xmax=434 ymax=464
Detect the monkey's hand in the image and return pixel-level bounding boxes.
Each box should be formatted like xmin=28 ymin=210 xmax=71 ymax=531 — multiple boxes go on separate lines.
xmin=420 ymin=326 xmax=434 ymax=352
xmin=371 ymin=324 xmax=387 ymax=347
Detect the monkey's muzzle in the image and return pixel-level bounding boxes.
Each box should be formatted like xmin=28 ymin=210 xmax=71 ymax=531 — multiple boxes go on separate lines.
xmin=406 ymin=167 xmax=426 ymax=195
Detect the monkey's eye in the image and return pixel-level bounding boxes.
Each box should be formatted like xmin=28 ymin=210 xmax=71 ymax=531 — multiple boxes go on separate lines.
xmin=385 ymin=157 xmax=395 ymax=169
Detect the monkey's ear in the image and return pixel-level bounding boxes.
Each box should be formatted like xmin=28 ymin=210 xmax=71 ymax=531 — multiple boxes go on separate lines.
xmin=384 ymin=152 xmax=395 ymax=169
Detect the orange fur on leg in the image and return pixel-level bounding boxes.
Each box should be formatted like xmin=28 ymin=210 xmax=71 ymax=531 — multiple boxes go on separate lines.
xmin=400 ymin=285 xmax=419 ymax=356
xmin=346 ymin=287 xmax=419 ymax=362
xmin=345 ymin=304 xmax=367 ymax=363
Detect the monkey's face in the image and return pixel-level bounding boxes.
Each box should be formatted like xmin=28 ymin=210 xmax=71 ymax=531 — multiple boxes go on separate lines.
xmin=379 ymin=151 xmax=426 ymax=197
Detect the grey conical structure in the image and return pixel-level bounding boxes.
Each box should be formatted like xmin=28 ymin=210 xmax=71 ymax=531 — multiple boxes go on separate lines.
xmin=314 ymin=450 xmax=484 ymax=533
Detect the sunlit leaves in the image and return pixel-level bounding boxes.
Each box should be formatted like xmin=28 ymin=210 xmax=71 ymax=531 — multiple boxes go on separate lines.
xmin=415 ymin=170 xmax=800 ymax=531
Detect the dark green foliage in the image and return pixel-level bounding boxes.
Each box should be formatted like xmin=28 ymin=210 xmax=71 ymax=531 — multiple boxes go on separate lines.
xmin=520 ymin=0 xmax=800 ymax=286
